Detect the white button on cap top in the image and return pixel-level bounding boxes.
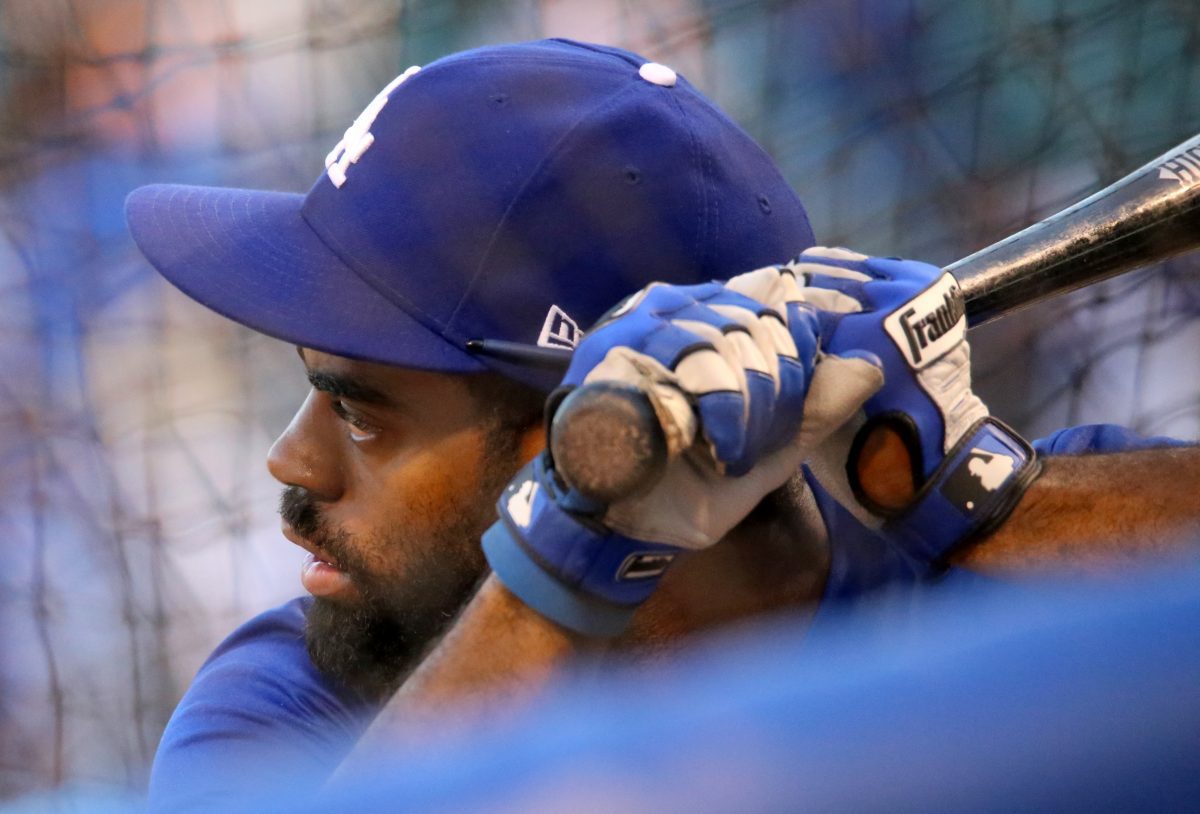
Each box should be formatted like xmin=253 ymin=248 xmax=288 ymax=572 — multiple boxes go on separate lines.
xmin=638 ymin=62 xmax=677 ymax=87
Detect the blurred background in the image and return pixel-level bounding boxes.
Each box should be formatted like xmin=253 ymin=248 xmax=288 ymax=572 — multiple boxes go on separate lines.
xmin=0 ymin=0 xmax=1196 ymax=801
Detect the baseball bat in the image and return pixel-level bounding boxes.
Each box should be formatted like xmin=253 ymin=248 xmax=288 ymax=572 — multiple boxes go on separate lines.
xmin=550 ymin=132 xmax=1200 ymax=503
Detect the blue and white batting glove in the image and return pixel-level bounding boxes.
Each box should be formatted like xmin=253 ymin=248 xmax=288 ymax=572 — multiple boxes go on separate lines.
xmin=794 ymin=247 xmax=1043 ymax=566
xmin=482 ymin=276 xmax=880 ymax=636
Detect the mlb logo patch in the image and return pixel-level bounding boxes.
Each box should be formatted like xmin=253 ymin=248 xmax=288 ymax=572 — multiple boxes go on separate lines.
xmin=943 ymin=447 xmax=1016 ymax=513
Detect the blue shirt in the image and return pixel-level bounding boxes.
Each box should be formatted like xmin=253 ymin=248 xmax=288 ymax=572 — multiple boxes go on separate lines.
xmin=148 ymin=598 xmax=375 ymax=811
xmin=148 ymin=424 xmax=1186 ymax=809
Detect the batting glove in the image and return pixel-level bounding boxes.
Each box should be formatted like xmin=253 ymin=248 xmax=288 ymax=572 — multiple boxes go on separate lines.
xmin=482 ymin=276 xmax=880 ymax=636
xmin=795 ymin=247 xmax=1043 ymax=566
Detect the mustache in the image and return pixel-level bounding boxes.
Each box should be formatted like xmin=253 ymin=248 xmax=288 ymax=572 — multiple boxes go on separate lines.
xmin=279 ymin=485 xmax=323 ymax=537
xmin=279 ymin=486 xmax=352 ymax=569
xmin=278 ymin=486 xmax=377 ymax=603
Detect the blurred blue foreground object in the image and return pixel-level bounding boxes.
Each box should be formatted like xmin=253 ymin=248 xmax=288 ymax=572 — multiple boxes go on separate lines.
xmin=6 ymin=562 xmax=1199 ymax=813
xmin=292 ymin=562 xmax=1200 ymax=814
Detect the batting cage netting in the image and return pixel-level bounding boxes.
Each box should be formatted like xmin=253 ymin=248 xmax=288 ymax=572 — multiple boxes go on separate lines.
xmin=0 ymin=0 xmax=1196 ymax=799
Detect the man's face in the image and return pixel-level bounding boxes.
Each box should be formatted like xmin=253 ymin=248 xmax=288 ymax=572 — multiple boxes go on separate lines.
xmin=268 ymin=349 xmax=538 ymax=699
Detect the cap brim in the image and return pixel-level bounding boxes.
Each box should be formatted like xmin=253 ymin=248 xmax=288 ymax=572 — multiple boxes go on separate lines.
xmin=124 ymin=183 xmax=486 ymax=374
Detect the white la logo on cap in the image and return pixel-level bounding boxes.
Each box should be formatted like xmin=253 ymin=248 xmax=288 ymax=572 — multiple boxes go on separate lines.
xmin=325 ymin=65 xmax=421 ymax=188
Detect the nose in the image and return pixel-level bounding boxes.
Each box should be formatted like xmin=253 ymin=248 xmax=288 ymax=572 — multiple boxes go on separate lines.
xmin=267 ymin=389 xmax=345 ymax=501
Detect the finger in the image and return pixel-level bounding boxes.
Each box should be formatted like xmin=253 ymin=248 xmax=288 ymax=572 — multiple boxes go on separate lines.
xmin=720 ymin=271 xmax=806 ymax=366
xmin=796 ymin=287 xmax=865 ymax=313
xmin=785 ymin=303 xmax=820 ymax=371
xmin=725 ymin=264 xmax=789 ymax=306
xmin=795 ymin=245 xmax=871 ymax=270
xmin=757 ymin=302 xmax=817 ymax=452
xmin=679 ymin=315 xmax=780 ymax=468
xmin=673 ymin=318 xmax=762 ymax=401
xmin=657 ymin=293 xmax=780 ymax=381
xmin=799 ymin=273 xmax=868 ymax=301
xmin=674 ymin=319 xmax=763 ymax=468
xmin=758 ymin=353 xmax=809 ymax=454
xmin=708 ymin=303 xmax=789 ymax=384
xmin=706 ymin=293 xmax=809 ymax=470
xmin=790 ymin=248 xmax=873 ymax=282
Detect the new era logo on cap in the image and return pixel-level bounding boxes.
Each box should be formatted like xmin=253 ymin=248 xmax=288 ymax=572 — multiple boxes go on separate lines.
xmin=538 ymin=305 xmax=582 ymax=350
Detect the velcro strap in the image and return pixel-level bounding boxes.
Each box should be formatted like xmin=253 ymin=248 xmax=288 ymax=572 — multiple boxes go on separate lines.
xmin=482 ymin=453 xmax=678 ymax=637
xmin=886 ymin=417 xmax=1042 ymax=565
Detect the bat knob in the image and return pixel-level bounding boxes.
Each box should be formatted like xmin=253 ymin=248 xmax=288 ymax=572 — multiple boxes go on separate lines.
xmin=549 ymin=382 xmax=667 ymax=504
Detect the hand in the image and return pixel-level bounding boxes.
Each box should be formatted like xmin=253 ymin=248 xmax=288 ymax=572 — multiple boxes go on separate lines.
xmin=794 ymin=247 xmax=1042 ymax=565
xmin=482 ymin=272 xmax=879 ymax=636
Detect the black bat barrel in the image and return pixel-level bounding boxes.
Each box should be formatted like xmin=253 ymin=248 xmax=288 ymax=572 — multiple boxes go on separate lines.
xmin=954 ymin=133 xmax=1200 ymax=325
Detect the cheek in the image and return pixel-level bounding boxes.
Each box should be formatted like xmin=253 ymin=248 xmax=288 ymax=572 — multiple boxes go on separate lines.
xmin=400 ymin=453 xmax=484 ymax=533
xmin=346 ymin=430 xmax=494 ymax=538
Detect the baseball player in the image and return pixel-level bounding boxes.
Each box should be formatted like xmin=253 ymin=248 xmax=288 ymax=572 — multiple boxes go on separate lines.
xmin=124 ymin=40 xmax=1199 ymax=808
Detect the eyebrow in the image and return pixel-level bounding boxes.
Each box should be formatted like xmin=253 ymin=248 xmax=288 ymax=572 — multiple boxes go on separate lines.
xmin=305 ymin=370 xmax=393 ymax=406
xmin=297 ymin=349 xmax=394 ymax=406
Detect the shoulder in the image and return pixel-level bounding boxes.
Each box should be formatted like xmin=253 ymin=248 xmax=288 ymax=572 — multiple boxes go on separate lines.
xmin=149 ymin=597 xmax=377 ymax=810
xmin=170 ymin=597 xmax=368 ymax=731
xmin=187 ymin=596 xmax=325 ymax=693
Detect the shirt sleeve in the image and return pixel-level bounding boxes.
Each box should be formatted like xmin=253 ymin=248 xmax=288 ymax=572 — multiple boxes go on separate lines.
xmin=148 ymin=597 xmax=377 ymax=812
xmin=1032 ymin=423 xmax=1191 ymax=455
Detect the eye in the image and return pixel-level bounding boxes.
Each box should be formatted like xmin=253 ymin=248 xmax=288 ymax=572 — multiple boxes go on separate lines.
xmin=329 ymin=399 xmax=380 ymax=441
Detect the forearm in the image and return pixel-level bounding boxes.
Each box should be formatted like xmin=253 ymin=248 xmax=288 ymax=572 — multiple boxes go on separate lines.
xmin=953 ymin=446 xmax=1200 ymax=575
xmin=338 ymin=479 xmax=831 ymax=768
xmin=389 ymin=574 xmax=586 ymax=710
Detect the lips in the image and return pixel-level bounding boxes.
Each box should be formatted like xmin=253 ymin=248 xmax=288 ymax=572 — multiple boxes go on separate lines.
xmin=300 ymin=553 xmax=355 ymax=598
xmin=281 ymin=521 xmax=356 ymax=599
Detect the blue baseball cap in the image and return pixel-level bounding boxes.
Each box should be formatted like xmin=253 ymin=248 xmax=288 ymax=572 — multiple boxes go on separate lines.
xmin=125 ymin=39 xmax=814 ymax=391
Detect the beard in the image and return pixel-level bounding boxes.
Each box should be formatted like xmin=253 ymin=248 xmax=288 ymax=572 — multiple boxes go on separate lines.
xmin=278 ymin=428 xmax=525 ymax=702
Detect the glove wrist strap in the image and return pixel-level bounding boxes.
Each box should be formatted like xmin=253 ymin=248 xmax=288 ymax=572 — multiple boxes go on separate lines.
xmin=482 ymin=452 xmax=678 ymax=637
xmin=886 ymin=417 xmax=1042 ymax=565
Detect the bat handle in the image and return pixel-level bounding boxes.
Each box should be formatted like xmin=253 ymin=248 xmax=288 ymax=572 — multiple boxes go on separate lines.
xmin=549 ymin=382 xmax=668 ymax=503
